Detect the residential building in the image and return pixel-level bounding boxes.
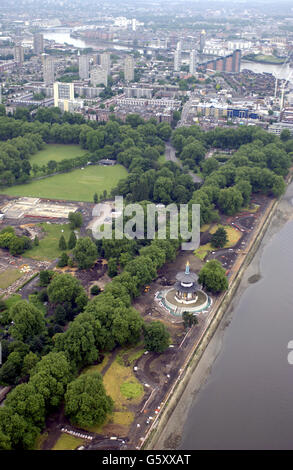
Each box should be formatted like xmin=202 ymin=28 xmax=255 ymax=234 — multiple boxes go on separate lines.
xmin=42 ymin=54 xmax=55 ymax=85
xmin=124 ymin=56 xmax=134 ymax=82
xmin=174 ymin=49 xmax=181 ymax=72
xmin=90 ymin=66 xmax=108 ymax=87
xmin=53 ymin=82 xmax=76 ymax=111
xmin=79 ymin=54 xmax=89 ymax=80
xmin=100 ymin=52 xmax=111 ymax=75
xmin=33 ymin=33 xmax=44 ymax=55
xmin=14 ymin=45 xmax=24 ymax=65
xmin=189 ymin=50 xmax=197 ymax=75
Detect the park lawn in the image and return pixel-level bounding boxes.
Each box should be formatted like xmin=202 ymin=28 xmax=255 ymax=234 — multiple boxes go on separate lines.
xmin=103 ymin=360 xmax=144 ymax=410
xmin=0 ymin=269 xmax=23 ymax=289
xmin=81 ymin=354 xmax=110 ymax=376
xmin=242 ymin=203 xmax=260 ymax=213
xmin=4 ymin=294 xmax=22 ymax=309
xmin=34 ymin=432 xmax=48 ymax=450
xmin=194 ymin=244 xmax=211 ymax=260
xmin=82 ymin=411 xmax=134 ymax=434
xmin=52 ymin=434 xmax=85 ymax=451
xmin=24 ymin=223 xmax=72 ymax=260
xmin=200 ymin=224 xmax=211 ymax=233
xmin=115 ymin=342 xmax=145 ymax=366
xmin=209 ymin=224 xmax=242 ymax=247
xmin=0 ymin=164 xmax=128 ymax=202
xmin=29 ymin=144 xmax=87 ymax=167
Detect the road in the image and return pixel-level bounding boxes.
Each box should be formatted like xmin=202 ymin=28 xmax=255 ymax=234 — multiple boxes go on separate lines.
xmin=165 ymin=143 xmax=203 ymax=185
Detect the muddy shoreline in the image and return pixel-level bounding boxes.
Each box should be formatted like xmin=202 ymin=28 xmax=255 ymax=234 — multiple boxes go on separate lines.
xmin=148 ymin=181 xmax=293 ymax=450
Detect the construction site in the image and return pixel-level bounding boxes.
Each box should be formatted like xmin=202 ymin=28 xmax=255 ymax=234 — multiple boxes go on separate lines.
xmin=0 ymin=197 xmax=79 ymax=220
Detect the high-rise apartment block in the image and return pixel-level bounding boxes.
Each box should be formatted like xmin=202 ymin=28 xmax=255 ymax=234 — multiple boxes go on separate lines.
xmin=174 ymin=49 xmax=181 ymax=72
xmin=33 ymin=33 xmax=44 ymax=55
xmin=124 ymin=56 xmax=135 ymax=82
xmin=199 ymin=30 xmax=206 ymax=53
xmin=54 ymin=82 xmax=75 ymax=111
xmin=100 ymin=52 xmax=111 ymax=76
xmin=189 ymin=50 xmax=197 ymax=74
xmin=42 ymin=54 xmax=55 ymax=85
xmin=79 ymin=54 xmax=89 ymax=80
xmin=14 ymin=45 xmax=24 ymax=65
xmin=90 ymin=66 xmax=108 ymax=87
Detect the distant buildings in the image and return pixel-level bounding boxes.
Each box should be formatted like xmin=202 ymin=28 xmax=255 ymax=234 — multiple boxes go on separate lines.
xmin=199 ymin=30 xmax=206 ymax=53
xmin=53 ymin=82 xmax=81 ymax=112
xmin=14 ymin=45 xmax=24 ymax=65
xmin=174 ymin=49 xmax=181 ymax=72
xmin=100 ymin=52 xmax=111 ymax=76
xmin=79 ymin=54 xmax=89 ymax=80
xmin=189 ymin=50 xmax=197 ymax=75
xmin=42 ymin=54 xmax=55 ymax=85
xmin=125 ymin=87 xmax=153 ymax=99
xmin=90 ymin=66 xmax=108 ymax=87
xmin=33 ymin=33 xmax=44 ymax=55
xmin=268 ymin=122 xmax=293 ymax=136
xmin=124 ymin=56 xmax=134 ymax=82
xmin=197 ymin=49 xmax=241 ymax=74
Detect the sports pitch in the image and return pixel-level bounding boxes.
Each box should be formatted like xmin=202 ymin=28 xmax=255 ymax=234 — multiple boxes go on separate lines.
xmin=1 ymin=164 xmax=128 ymax=202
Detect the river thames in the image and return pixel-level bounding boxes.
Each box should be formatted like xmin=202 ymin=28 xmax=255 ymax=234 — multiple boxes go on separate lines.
xmin=180 ymin=182 xmax=293 ymax=449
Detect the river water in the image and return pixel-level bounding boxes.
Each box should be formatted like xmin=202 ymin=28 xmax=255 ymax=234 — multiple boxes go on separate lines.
xmin=43 ymin=31 xmax=131 ymax=51
xmin=180 ymin=182 xmax=293 ymax=450
xmin=43 ymin=31 xmax=293 ymax=81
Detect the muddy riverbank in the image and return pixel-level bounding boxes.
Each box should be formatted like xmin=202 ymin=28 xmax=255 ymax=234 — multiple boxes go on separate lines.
xmin=150 ymin=182 xmax=293 ymax=450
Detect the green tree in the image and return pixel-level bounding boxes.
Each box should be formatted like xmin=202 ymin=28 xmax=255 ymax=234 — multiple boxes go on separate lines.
xmin=65 ymin=372 xmax=113 ymax=427
xmin=93 ymin=192 xmax=98 ymax=204
xmin=217 ymin=187 xmax=243 ymax=215
xmin=39 ymin=270 xmax=54 ymax=287
xmin=0 ymin=352 xmax=23 ymax=385
xmin=47 ymin=273 xmax=87 ymax=308
xmin=34 ymin=236 xmax=39 ymax=246
xmin=68 ymin=231 xmax=77 ymax=249
xmin=29 ymin=352 xmax=72 ymax=408
xmin=9 ymin=301 xmax=46 ymax=344
xmin=182 ymin=311 xmax=198 ymax=329
xmin=73 ymin=237 xmax=97 ymax=270
xmin=57 ymin=252 xmax=69 ymax=268
xmin=59 ymin=234 xmax=67 ymax=251
xmin=143 ymin=321 xmax=170 ymax=353
xmin=108 ymin=257 xmax=118 ymax=277
xmin=90 ymin=285 xmax=101 ymax=296
xmin=280 ymin=129 xmax=291 ymax=142
xmin=198 ymin=259 xmax=228 ymax=294
xmin=68 ymin=211 xmax=83 ymax=229
xmin=21 ymin=352 xmax=38 ymax=377
xmin=211 ymin=226 xmax=228 ymax=248
xmin=5 ymin=383 xmax=46 ymax=428
xmin=0 ymin=407 xmax=40 ymax=450
xmin=54 ymin=313 xmax=101 ymax=368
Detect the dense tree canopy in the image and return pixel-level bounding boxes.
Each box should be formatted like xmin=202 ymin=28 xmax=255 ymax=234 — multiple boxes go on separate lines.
xmin=64 ymin=372 xmax=113 ymax=428
xmin=198 ymin=259 xmax=228 ymax=293
xmin=143 ymin=321 xmax=170 ymax=353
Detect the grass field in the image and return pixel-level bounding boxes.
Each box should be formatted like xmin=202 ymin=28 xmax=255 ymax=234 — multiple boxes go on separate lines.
xmin=24 ymin=223 xmax=73 ymax=260
xmin=1 ymin=164 xmax=128 ymax=202
xmin=194 ymin=224 xmax=242 ymax=260
xmin=29 ymin=144 xmax=87 ymax=167
xmin=52 ymin=434 xmax=85 ymax=451
xmin=209 ymin=224 xmax=242 ymax=247
xmin=0 ymin=269 xmax=23 ymax=289
xmin=103 ymin=360 xmax=144 ymax=410
xmin=81 ymin=354 xmax=110 ymax=376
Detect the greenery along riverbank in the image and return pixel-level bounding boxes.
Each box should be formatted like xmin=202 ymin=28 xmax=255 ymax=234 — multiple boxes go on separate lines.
xmin=242 ymin=53 xmax=286 ymax=64
xmin=1 ymin=105 xmax=293 ymax=448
